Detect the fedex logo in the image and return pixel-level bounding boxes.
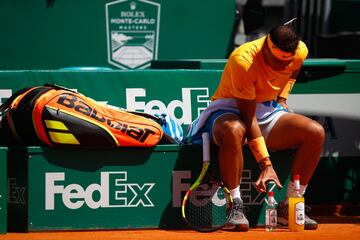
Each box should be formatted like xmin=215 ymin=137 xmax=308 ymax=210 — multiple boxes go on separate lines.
xmin=126 ymin=88 xmax=211 ymax=125
xmin=45 ymin=171 xmax=155 ymax=210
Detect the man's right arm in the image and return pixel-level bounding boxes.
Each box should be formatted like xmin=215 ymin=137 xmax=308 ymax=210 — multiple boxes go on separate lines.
xmin=236 ymin=98 xmax=262 ymax=140
xmin=236 ymin=98 xmax=282 ymax=192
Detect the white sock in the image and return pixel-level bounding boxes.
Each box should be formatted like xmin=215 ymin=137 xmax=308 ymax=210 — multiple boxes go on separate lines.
xmin=283 ymin=181 xmax=308 ymax=205
xmin=229 ymin=186 xmax=242 ymax=201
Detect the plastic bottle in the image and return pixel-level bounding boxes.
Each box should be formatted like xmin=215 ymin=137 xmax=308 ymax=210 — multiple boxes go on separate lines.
xmin=265 ymin=191 xmax=277 ymax=231
xmin=288 ymin=174 xmax=305 ymax=231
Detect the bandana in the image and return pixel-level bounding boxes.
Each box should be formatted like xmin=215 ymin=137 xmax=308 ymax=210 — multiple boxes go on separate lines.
xmin=266 ymin=34 xmax=295 ymax=61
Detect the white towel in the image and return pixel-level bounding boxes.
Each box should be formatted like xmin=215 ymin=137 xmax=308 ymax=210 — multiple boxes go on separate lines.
xmin=186 ymin=99 xmax=288 ymax=139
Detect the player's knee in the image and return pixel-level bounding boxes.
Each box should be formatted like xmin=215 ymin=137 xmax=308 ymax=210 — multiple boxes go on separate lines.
xmin=215 ymin=120 xmax=245 ymax=145
xmin=307 ymin=121 xmax=325 ymax=146
xmin=222 ymin=121 xmax=246 ymax=141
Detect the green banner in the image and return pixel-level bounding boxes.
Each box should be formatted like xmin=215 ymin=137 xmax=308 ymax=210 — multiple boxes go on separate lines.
xmin=0 ymin=0 xmax=235 ymax=70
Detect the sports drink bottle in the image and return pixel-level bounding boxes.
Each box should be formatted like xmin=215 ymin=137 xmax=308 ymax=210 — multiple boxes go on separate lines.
xmin=288 ymin=174 xmax=305 ymax=231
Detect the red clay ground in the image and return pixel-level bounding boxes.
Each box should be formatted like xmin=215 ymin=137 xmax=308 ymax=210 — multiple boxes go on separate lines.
xmin=1 ymin=216 xmax=359 ymax=240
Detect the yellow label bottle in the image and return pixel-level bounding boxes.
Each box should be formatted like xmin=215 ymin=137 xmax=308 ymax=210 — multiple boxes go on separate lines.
xmin=288 ymin=175 xmax=305 ymax=232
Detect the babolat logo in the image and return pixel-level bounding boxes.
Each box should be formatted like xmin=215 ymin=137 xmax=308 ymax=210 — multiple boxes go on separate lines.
xmin=45 ymin=172 xmax=155 ymax=210
xmin=57 ymin=94 xmax=156 ymax=143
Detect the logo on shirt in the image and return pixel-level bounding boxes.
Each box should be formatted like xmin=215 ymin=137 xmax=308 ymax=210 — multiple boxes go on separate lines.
xmin=269 ymin=78 xmax=276 ymax=83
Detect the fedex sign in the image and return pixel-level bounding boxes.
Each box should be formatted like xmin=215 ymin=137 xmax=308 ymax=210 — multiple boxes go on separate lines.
xmin=45 ymin=171 xmax=154 ymax=210
xmin=126 ymin=88 xmax=211 ymax=125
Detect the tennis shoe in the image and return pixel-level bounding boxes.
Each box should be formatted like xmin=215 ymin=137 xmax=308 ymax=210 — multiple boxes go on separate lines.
xmin=277 ymin=201 xmax=318 ymax=230
xmin=223 ymin=198 xmax=249 ymax=231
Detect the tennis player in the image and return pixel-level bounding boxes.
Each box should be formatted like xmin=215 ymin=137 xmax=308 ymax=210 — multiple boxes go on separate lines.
xmin=184 ymin=24 xmax=324 ymax=231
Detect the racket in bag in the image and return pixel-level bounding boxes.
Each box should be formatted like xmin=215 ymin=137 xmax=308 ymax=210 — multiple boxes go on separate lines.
xmin=0 ymin=84 xmax=164 ymax=147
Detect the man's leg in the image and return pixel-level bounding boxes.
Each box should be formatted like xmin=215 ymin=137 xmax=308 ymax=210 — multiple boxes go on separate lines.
xmin=265 ymin=113 xmax=325 ymax=229
xmin=213 ymin=114 xmax=246 ymax=189
xmin=212 ymin=114 xmax=249 ymax=231
xmin=265 ymin=113 xmax=325 ymax=184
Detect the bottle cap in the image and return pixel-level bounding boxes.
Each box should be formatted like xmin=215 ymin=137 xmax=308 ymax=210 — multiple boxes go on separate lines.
xmin=293 ymin=174 xmax=300 ymax=180
xmin=268 ymin=191 xmax=274 ymax=197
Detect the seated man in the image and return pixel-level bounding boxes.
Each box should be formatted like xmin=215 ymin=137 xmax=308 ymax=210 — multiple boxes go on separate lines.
xmin=184 ymin=24 xmax=324 ymax=231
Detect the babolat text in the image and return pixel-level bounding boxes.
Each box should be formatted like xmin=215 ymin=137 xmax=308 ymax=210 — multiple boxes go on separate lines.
xmin=57 ymin=93 xmax=156 ymax=143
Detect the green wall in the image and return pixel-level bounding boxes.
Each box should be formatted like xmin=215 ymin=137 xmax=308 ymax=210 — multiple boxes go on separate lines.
xmin=0 ymin=0 xmax=235 ymax=70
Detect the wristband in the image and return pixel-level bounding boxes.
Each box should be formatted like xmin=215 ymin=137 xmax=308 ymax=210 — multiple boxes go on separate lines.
xmin=258 ymin=158 xmax=272 ymax=170
xmin=248 ymin=136 xmax=270 ymax=162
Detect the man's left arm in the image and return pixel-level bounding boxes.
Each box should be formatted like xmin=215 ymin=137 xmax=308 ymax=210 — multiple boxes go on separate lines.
xmin=277 ymin=68 xmax=301 ymax=110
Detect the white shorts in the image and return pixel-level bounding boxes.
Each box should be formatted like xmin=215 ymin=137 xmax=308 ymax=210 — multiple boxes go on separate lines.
xmin=184 ymin=100 xmax=288 ymax=145
xmin=258 ymin=109 xmax=287 ymax=141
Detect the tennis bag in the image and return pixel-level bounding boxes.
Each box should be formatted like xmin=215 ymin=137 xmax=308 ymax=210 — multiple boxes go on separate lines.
xmin=0 ymin=84 xmax=168 ymax=147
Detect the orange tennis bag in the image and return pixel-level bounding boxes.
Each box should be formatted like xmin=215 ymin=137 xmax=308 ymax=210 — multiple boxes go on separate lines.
xmin=1 ymin=84 xmax=164 ymax=147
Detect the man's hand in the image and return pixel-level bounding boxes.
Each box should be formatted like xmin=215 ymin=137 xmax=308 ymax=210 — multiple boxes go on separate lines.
xmin=255 ymin=164 xmax=282 ymax=193
xmin=277 ymin=97 xmax=293 ymax=112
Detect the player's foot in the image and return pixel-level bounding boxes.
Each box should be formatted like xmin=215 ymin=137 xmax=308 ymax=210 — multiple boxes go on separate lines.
xmin=277 ymin=201 xmax=318 ymax=230
xmin=223 ymin=198 xmax=249 ymax=231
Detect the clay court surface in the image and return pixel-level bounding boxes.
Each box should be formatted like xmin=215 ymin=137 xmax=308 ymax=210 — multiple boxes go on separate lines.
xmin=1 ymin=216 xmax=359 ymax=240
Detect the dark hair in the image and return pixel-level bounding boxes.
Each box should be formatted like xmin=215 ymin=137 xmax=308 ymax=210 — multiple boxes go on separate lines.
xmin=269 ymin=25 xmax=299 ymax=53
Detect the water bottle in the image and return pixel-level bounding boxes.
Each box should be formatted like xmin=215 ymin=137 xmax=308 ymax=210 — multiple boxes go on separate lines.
xmin=265 ymin=191 xmax=277 ymax=231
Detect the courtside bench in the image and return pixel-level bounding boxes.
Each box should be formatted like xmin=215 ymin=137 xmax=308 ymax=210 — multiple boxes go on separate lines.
xmin=6 ymin=145 xmax=292 ymax=231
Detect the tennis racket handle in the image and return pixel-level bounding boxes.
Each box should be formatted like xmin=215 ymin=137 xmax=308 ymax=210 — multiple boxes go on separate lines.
xmin=266 ymin=180 xmax=278 ymax=194
xmin=202 ymin=132 xmax=210 ymax=163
